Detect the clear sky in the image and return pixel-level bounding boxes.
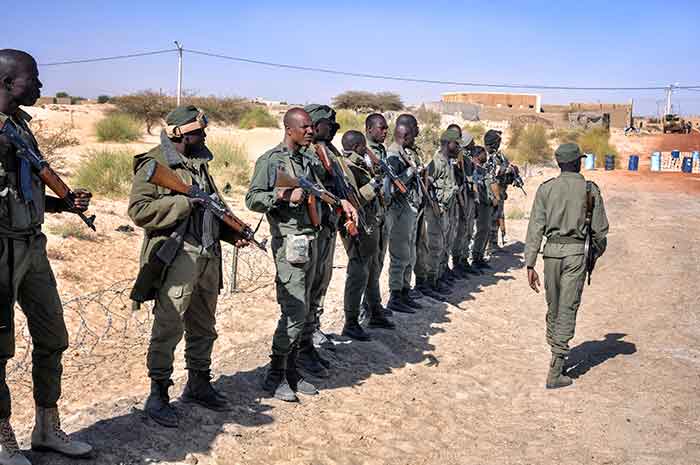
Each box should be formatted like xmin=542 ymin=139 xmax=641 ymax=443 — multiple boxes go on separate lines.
xmin=6 ymin=0 xmax=700 ymax=116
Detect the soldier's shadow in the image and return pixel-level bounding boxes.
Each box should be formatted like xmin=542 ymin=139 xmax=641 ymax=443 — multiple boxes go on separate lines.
xmin=565 ymin=333 xmax=637 ymax=379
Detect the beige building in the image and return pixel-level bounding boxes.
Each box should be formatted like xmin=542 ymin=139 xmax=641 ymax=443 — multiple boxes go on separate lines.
xmin=441 ymin=92 xmax=542 ymax=112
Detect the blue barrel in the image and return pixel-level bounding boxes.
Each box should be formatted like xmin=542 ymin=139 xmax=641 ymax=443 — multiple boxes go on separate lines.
xmin=628 ymin=155 xmax=639 ymax=171
xmin=605 ymin=154 xmax=615 ymax=171
xmin=671 ymin=150 xmax=681 ymax=159
xmin=651 ymin=152 xmax=661 ymax=172
xmin=682 ymin=157 xmax=693 ymax=173
xmin=584 ymin=153 xmax=596 ymax=170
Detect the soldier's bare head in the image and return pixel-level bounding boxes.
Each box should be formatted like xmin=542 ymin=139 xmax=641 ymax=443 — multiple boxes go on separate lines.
xmin=396 ymin=113 xmax=419 ymax=137
xmin=0 ymin=49 xmax=42 ymax=111
xmin=395 ymin=123 xmax=415 ymax=148
xmin=365 ymin=113 xmax=388 ymax=144
xmin=283 ymin=108 xmax=313 ymax=149
xmin=341 ymin=130 xmax=366 ymax=155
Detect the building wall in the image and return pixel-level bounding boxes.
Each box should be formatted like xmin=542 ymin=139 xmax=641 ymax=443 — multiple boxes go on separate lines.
xmin=441 ymin=92 xmax=541 ymax=112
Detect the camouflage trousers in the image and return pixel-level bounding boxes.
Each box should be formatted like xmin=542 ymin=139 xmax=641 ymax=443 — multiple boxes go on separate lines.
xmin=414 ymin=206 xmax=445 ymax=281
xmin=472 ymin=201 xmax=492 ymax=261
xmin=452 ymin=196 xmax=476 ymax=263
xmin=543 ymin=254 xmax=586 ymax=357
xmin=0 ymin=233 xmax=68 ymax=419
xmin=148 ymin=249 xmax=220 ymax=381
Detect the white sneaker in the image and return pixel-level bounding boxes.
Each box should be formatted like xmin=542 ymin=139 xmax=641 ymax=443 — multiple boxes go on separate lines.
xmin=0 ymin=419 xmax=31 ymax=465
xmin=30 ymin=407 xmax=92 ymax=458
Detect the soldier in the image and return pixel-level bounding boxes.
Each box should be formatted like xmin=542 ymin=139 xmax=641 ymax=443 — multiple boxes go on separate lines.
xmin=414 ymin=129 xmax=461 ymax=299
xmin=484 ymin=129 xmax=511 ymax=250
xmin=246 ymin=108 xmax=356 ymax=401
xmin=360 ymin=113 xmax=390 ymax=321
xmin=471 ymin=146 xmax=494 ymax=269
xmin=296 ymin=104 xmax=359 ymax=378
xmin=525 ymin=143 xmax=609 ymax=389
xmin=129 ymin=105 xmax=250 ymax=426
xmin=454 ymin=132 xmax=479 ymax=276
xmin=339 ymin=130 xmax=395 ymax=340
xmin=385 ymin=123 xmax=424 ymax=313
xmin=0 ymin=49 xmax=93 ymax=464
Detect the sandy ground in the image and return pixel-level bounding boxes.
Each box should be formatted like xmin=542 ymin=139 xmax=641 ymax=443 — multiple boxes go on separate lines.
xmin=5 ymin=106 xmax=699 ymax=465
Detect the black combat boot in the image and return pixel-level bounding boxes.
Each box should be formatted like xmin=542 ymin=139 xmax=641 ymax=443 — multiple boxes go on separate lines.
xmin=286 ymin=349 xmax=318 ymax=396
xmin=263 ymin=355 xmax=298 ymax=402
xmin=387 ymin=290 xmax=415 ymax=314
xmin=546 ymin=355 xmax=573 ymax=389
xmin=342 ymin=316 xmax=372 ymax=341
xmin=368 ymin=304 xmax=396 ymax=329
xmin=463 ymin=259 xmax=480 ymax=275
xmin=453 ymin=263 xmax=470 ymax=279
xmin=182 ymin=369 xmax=232 ymax=412
xmin=443 ymin=267 xmax=458 ymax=283
xmin=145 ymin=379 xmax=178 ymax=428
xmin=401 ymin=288 xmax=423 ymax=310
xmin=297 ymin=342 xmax=330 ymax=378
xmin=434 ymin=277 xmax=451 ymax=295
xmin=416 ymin=277 xmax=447 ymax=301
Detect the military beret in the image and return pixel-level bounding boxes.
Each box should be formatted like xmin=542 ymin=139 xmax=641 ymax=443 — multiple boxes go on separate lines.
xmin=165 ymin=105 xmax=208 ymax=137
xmin=555 ymin=143 xmax=587 ymax=163
xmin=461 ymin=133 xmax=474 ymax=148
xmin=440 ymin=128 xmax=461 ymax=143
xmin=303 ymin=104 xmax=336 ymax=124
xmin=484 ymin=129 xmax=502 ymax=146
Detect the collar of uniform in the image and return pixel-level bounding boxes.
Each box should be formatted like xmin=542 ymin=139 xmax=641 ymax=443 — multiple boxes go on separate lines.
xmin=159 ymin=130 xmax=213 ymax=168
xmin=559 ymin=171 xmax=584 ymax=179
xmin=387 ymin=141 xmax=406 ymax=155
xmin=368 ymin=139 xmax=385 ymax=152
xmin=0 ymin=109 xmax=32 ymax=125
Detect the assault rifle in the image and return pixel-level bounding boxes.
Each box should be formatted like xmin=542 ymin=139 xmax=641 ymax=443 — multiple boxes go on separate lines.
xmin=144 ymin=161 xmax=267 ymax=251
xmin=0 ymin=117 xmax=96 ymax=230
xmin=364 ymin=147 xmax=415 ymax=208
xmin=510 ymin=165 xmax=527 ymax=196
xmin=274 ymin=167 xmax=358 ymax=236
xmin=583 ymin=181 xmax=597 ymax=285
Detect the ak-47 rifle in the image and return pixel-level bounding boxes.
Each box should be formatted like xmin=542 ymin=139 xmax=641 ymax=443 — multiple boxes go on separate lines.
xmin=510 ymin=165 xmax=527 ymax=196
xmin=0 ymin=117 xmax=96 ymax=230
xmin=314 ymin=143 xmax=365 ymax=234
xmin=144 ymin=161 xmax=267 ymax=251
xmin=274 ymin=167 xmax=358 ymax=237
xmin=583 ymin=181 xmax=597 ymax=285
xmin=364 ymin=147 xmax=415 ymax=208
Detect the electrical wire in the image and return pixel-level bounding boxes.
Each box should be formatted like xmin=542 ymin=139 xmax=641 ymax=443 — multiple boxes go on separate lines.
xmin=38 ymin=49 xmax=177 ymax=67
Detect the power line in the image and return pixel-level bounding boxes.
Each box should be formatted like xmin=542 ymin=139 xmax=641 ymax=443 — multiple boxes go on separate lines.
xmin=184 ymin=48 xmax=700 ymax=92
xmin=38 ymin=49 xmax=177 ymax=67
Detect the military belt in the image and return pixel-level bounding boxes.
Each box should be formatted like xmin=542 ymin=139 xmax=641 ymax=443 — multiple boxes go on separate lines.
xmin=547 ymin=235 xmax=584 ymax=244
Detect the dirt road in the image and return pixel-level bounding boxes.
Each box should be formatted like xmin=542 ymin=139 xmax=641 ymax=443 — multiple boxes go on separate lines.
xmin=8 ymin=162 xmax=700 ymax=464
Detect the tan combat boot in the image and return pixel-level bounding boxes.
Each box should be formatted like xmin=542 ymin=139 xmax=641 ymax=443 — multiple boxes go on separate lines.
xmin=0 ymin=418 xmax=30 ymax=465
xmin=30 ymin=406 xmax=92 ymax=458
xmin=546 ymin=355 xmax=573 ymax=389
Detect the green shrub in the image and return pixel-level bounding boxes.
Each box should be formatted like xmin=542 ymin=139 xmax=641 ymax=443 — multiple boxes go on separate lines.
xmin=332 ymin=91 xmax=403 ymax=111
xmin=414 ymin=106 xmax=441 ymax=127
xmin=55 ymin=91 xmax=69 ymax=98
xmin=75 ymin=148 xmax=133 ymax=196
xmin=208 ymin=138 xmax=251 ymax=187
xmin=48 ymin=221 xmax=97 ymax=241
xmin=577 ymin=127 xmax=619 ymax=168
xmin=336 ymin=109 xmax=365 ymax=132
xmin=238 ymin=106 xmax=279 ymax=129
xmin=551 ymin=128 xmax=583 ymax=144
xmin=416 ymin=124 xmax=440 ymax=161
xmin=95 ymin=113 xmax=141 ymax=142
xmin=97 ymin=95 xmax=110 ymax=104
xmin=506 ymin=206 xmax=527 ymax=220
xmin=512 ymin=124 xmax=552 ymax=165
xmin=463 ymin=123 xmax=486 ymax=145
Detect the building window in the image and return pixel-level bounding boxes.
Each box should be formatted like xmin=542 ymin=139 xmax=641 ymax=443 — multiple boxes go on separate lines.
xmin=529 ymin=105 xmax=534 ymax=109
xmin=507 ymin=104 xmax=513 ymax=108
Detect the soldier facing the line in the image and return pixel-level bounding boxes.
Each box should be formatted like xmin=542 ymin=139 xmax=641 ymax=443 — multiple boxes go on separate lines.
xmin=525 ymin=143 xmax=609 ymax=389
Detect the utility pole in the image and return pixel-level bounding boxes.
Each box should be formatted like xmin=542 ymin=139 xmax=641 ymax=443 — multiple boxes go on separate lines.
xmin=664 ymin=83 xmax=678 ymax=116
xmin=174 ymin=41 xmax=183 ymax=106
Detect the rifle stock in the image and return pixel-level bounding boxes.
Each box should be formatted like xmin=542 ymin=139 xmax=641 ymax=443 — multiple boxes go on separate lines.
xmin=145 ymin=161 xmax=267 ymax=251
xmin=365 ymin=148 xmax=408 ymax=194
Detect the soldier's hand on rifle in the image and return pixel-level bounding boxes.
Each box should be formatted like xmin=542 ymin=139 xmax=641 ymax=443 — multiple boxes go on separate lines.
xmin=71 ymin=188 xmax=92 ymax=212
xmin=234 ymin=239 xmax=250 ymax=248
xmin=369 ymin=175 xmax=383 ymax=192
xmin=289 ymin=187 xmax=305 ymax=205
xmin=189 ymin=197 xmax=206 ymax=209
xmin=527 ymin=267 xmax=541 ymax=293
xmin=340 ymin=199 xmax=358 ymax=225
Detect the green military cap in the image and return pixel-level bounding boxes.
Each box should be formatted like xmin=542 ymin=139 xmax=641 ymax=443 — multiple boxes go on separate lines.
xmin=440 ymin=128 xmax=461 ymax=143
xmin=165 ymin=105 xmax=208 ymax=137
xmin=484 ymin=129 xmax=502 ymax=146
xmin=304 ymin=104 xmax=336 ymax=124
xmin=554 ymin=143 xmax=587 ymax=163
xmin=461 ymin=133 xmax=474 ymax=148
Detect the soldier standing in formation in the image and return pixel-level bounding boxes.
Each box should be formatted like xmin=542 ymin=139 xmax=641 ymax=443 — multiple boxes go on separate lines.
xmin=525 ymin=143 xmax=609 ymax=389
xmin=471 ymin=145 xmax=494 ymax=269
xmin=485 ymin=129 xmax=511 ymax=252
xmin=0 ymin=49 xmax=93 ymax=465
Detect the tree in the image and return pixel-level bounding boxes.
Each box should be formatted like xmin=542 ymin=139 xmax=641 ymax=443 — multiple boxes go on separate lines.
xmin=332 ymin=91 xmax=404 ymax=112
xmin=111 ymin=91 xmax=171 ymax=135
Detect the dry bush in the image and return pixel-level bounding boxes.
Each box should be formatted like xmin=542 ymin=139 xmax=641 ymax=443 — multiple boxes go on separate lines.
xmin=512 ymin=124 xmax=553 ymax=166
xmin=76 ymin=148 xmax=133 ymax=197
xmin=414 ymin=105 xmax=441 ymax=127
xmin=551 ymin=128 xmax=583 ymax=144
xmin=47 ymin=247 xmax=67 ymax=260
xmin=60 ymin=269 xmax=85 ymax=282
xmin=577 ymin=127 xmax=619 ymax=168
xmin=336 ymin=110 xmax=365 ymax=132
xmin=29 ymin=120 xmax=79 ymax=171
xmin=238 ymin=106 xmax=279 ymax=129
xmin=463 ymin=123 xmax=486 ymax=146
xmin=95 ymin=113 xmax=142 ymax=142
xmin=332 ymin=91 xmax=403 ymax=112
xmin=48 ymin=221 xmax=97 ymax=241
xmin=416 ymin=124 xmax=440 ymax=162
xmin=208 ymin=138 xmax=251 ymax=188
xmin=506 ymin=205 xmax=527 ymax=220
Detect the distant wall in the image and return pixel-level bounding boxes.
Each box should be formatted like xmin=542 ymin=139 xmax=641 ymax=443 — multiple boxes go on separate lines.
xmin=441 ymin=92 xmax=541 ymax=112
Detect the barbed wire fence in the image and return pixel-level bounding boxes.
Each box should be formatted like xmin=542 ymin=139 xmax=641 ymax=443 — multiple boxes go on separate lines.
xmin=6 ymin=244 xmax=273 ymax=390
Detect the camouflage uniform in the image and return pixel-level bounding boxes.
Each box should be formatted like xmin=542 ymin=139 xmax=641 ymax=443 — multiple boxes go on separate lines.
xmin=487 ymin=149 xmax=510 ymax=250
xmin=472 ymin=161 xmax=495 ymax=264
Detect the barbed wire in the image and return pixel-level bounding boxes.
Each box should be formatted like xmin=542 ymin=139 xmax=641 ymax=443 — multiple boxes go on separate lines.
xmin=6 ymin=245 xmax=274 ymax=389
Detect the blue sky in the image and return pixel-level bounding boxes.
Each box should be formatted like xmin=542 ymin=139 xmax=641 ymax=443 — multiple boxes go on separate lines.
xmin=6 ymin=0 xmax=700 ymax=115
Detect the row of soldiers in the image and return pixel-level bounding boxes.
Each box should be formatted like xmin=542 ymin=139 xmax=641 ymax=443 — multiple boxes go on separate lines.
xmin=0 ymin=49 xmax=608 ymax=465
